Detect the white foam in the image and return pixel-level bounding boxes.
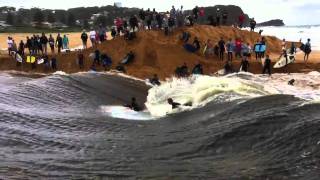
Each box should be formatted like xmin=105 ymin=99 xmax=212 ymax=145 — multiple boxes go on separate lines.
xmin=145 ymin=73 xmax=320 ymax=117
xmin=100 ymin=106 xmax=155 ymax=120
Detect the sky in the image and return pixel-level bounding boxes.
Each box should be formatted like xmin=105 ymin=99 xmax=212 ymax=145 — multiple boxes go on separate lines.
xmin=0 ymin=0 xmax=319 ymax=25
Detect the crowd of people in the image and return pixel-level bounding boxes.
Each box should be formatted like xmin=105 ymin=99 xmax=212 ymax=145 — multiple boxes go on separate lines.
xmin=4 ymin=5 xmax=312 ymax=77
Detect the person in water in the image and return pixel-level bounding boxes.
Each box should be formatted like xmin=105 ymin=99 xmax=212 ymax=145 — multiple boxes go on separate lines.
xmin=125 ymin=97 xmax=141 ymax=111
xmin=150 ymin=74 xmax=161 ymax=86
xmin=167 ymin=98 xmax=181 ymax=109
xmin=263 ymin=55 xmax=272 ymax=75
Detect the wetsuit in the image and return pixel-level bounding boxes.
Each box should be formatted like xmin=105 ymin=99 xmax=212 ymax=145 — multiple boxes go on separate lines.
xmin=170 ymin=102 xmax=181 ymax=109
xmin=240 ymin=59 xmax=249 ymax=72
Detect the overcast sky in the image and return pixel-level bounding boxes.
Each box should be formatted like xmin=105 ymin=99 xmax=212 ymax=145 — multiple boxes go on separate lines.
xmin=1 ymin=0 xmax=319 ymax=25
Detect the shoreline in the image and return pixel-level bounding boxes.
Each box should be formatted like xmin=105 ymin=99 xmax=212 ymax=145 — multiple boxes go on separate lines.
xmin=0 ymin=26 xmax=319 ymax=80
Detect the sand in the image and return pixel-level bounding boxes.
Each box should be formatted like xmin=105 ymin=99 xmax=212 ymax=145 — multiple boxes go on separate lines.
xmin=0 ymin=25 xmax=319 ymax=79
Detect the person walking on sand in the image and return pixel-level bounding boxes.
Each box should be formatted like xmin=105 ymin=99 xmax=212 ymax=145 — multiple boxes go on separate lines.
xmin=48 ymin=34 xmax=55 ymax=54
xmin=55 ymin=33 xmax=63 ymax=54
xmin=89 ymin=29 xmax=97 ymax=48
xmin=250 ymin=18 xmax=256 ymax=32
xmin=62 ymin=35 xmax=69 ymax=50
xmin=81 ymin=31 xmax=88 ymax=49
xmin=238 ymin=13 xmax=245 ymax=28
xmin=7 ymin=37 xmax=13 ymax=55
xmin=304 ymin=38 xmax=311 ymax=62
xmin=40 ymin=33 xmax=48 ymax=55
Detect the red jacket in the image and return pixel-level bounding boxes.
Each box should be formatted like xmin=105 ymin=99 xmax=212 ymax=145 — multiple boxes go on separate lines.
xmin=239 ymin=14 xmax=245 ymax=23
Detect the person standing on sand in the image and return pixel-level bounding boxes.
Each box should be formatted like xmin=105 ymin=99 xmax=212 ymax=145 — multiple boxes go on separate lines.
xmin=7 ymin=37 xmax=13 ymax=55
xmin=62 ymin=35 xmax=69 ymax=50
xmin=281 ymin=38 xmax=286 ymax=51
xmin=192 ymin=6 xmax=199 ymax=22
xmin=222 ymin=11 xmax=228 ymax=25
xmin=226 ymin=38 xmax=234 ymax=61
xmin=81 ymin=31 xmax=88 ymax=49
xmin=40 ymin=33 xmax=48 ymax=55
xmin=89 ymin=29 xmax=96 ymax=48
xmin=26 ymin=36 xmax=32 ymax=54
xmin=55 ymin=33 xmax=63 ymax=54
xmin=139 ymin=9 xmax=146 ymax=29
xmin=235 ymin=38 xmax=242 ymax=59
xmin=18 ymin=40 xmax=25 ymax=56
xmin=250 ymin=18 xmax=256 ymax=32
xmin=98 ymin=25 xmax=106 ymax=42
xmin=48 ymin=34 xmax=55 ymax=54
xmin=304 ymin=39 xmax=311 ymax=62
xmin=238 ymin=13 xmax=245 ymax=28
xmin=218 ymin=37 xmax=226 ymax=61
xmin=263 ymin=55 xmax=272 ymax=75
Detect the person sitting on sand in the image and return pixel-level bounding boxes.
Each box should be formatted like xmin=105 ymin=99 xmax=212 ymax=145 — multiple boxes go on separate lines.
xmin=240 ymin=56 xmax=250 ymax=72
xmin=125 ymin=97 xmax=141 ymax=111
xmin=101 ymin=53 xmax=112 ymax=71
xmin=304 ymin=38 xmax=311 ymax=62
xmin=167 ymin=98 xmax=181 ymax=109
xmin=150 ymin=74 xmax=161 ymax=86
xmin=262 ymin=55 xmax=272 ymax=75
xmin=193 ymin=37 xmax=201 ymax=51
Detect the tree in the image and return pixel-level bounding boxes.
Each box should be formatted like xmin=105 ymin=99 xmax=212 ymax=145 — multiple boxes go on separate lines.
xmin=6 ymin=12 xmax=14 ymax=25
xmin=33 ymin=9 xmax=44 ymax=25
xmin=95 ymin=16 xmax=107 ymax=27
xmin=83 ymin=19 xmax=90 ymax=29
xmin=47 ymin=12 xmax=56 ymax=23
xmin=67 ymin=13 xmax=75 ymax=26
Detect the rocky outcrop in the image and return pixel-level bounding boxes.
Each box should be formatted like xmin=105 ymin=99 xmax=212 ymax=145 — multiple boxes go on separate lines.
xmin=257 ymin=19 xmax=285 ymax=27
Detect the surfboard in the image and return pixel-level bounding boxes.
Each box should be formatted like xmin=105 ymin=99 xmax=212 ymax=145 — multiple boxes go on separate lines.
xmin=217 ymin=69 xmax=226 ymax=75
xmin=202 ymin=44 xmax=208 ymax=55
xmin=15 ymin=53 xmax=23 ymax=63
xmin=273 ymin=54 xmax=295 ymax=68
xmin=239 ymin=65 xmax=243 ymax=72
xmin=100 ymin=106 xmax=153 ymax=120
xmin=37 ymin=58 xmax=45 ymax=65
xmin=260 ymin=58 xmax=266 ymax=67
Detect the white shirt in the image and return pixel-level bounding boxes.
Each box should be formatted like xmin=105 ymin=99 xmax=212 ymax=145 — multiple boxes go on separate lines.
xmin=89 ymin=31 xmax=96 ymax=39
xmin=7 ymin=39 xmax=13 ymax=48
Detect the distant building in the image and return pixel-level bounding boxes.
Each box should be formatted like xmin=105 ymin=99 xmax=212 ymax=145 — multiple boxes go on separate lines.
xmin=114 ymin=2 xmax=122 ymax=8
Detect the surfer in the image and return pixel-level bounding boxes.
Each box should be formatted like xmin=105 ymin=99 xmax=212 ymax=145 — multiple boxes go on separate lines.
xmin=262 ymin=55 xmax=272 ymax=75
xmin=304 ymin=39 xmax=311 ymax=62
xmin=288 ymin=79 xmax=295 ymax=86
xmin=125 ymin=97 xmax=141 ymax=111
xmin=150 ymin=74 xmax=161 ymax=86
xmin=167 ymin=98 xmax=181 ymax=109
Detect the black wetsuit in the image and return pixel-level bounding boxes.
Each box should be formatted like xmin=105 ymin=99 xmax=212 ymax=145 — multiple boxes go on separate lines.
xmin=171 ymin=102 xmax=181 ymax=109
xmin=150 ymin=78 xmax=161 ymax=86
xmin=218 ymin=40 xmax=225 ymax=60
xmin=240 ymin=59 xmax=249 ymax=72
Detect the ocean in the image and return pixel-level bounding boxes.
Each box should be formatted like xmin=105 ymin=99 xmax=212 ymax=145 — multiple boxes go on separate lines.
xmin=0 ymin=71 xmax=319 ymax=179
xmin=256 ymin=25 xmax=320 ymax=50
